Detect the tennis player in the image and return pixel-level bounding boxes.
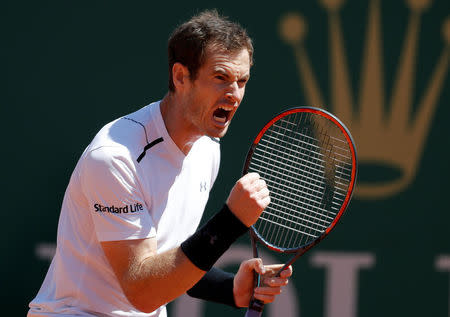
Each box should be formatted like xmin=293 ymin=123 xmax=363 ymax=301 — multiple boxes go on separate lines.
xmin=28 ymin=10 xmax=292 ymax=317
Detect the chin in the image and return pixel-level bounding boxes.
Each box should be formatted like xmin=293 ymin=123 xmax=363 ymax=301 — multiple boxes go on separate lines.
xmin=207 ymin=127 xmax=229 ymax=139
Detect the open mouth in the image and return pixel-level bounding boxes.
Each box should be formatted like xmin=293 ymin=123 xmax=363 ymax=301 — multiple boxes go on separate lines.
xmin=213 ymin=105 xmax=233 ymax=123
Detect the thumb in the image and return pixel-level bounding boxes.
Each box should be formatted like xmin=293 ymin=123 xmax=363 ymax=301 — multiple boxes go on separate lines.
xmin=246 ymin=258 xmax=266 ymax=275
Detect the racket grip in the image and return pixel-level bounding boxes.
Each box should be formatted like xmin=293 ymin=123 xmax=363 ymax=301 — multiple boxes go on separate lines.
xmin=244 ymin=299 xmax=265 ymax=317
xmin=244 ymin=307 xmax=263 ymax=317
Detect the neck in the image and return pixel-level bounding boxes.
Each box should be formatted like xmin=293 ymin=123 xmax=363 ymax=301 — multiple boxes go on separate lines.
xmin=160 ymin=93 xmax=201 ymax=155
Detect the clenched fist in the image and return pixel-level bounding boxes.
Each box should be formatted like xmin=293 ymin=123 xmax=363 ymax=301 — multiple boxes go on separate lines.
xmin=226 ymin=172 xmax=270 ymax=227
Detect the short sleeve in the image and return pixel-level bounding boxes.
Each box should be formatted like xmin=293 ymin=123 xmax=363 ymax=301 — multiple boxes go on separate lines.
xmin=79 ymin=145 xmax=156 ymax=242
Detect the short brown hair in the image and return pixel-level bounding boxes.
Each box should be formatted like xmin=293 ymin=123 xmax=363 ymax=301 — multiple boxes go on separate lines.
xmin=167 ymin=10 xmax=254 ymax=92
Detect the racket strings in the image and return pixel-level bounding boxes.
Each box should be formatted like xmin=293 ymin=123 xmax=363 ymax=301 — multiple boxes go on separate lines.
xmin=251 ymin=144 xmax=350 ymax=196
xmin=254 ymin=113 xmax=322 ymax=247
xmin=249 ymin=111 xmax=354 ymax=250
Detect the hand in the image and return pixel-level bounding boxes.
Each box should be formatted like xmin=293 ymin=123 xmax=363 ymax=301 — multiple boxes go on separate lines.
xmin=233 ymin=258 xmax=293 ymax=308
xmin=226 ymin=173 xmax=270 ymax=227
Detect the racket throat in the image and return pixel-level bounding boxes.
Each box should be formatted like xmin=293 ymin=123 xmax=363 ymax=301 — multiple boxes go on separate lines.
xmin=251 ymin=231 xmax=259 ymax=258
xmin=276 ymin=250 xmax=306 ymax=276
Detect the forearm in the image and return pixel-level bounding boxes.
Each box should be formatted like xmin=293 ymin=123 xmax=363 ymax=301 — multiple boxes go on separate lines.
xmin=187 ymin=267 xmax=237 ymax=307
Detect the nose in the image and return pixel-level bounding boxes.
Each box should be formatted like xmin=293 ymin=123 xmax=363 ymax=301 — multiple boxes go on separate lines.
xmin=225 ymin=82 xmax=242 ymax=105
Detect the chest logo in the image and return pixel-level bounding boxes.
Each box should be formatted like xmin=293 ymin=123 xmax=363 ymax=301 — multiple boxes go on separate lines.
xmin=200 ymin=181 xmax=208 ymax=192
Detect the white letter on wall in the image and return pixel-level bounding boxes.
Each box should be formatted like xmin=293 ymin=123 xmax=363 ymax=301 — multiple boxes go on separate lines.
xmin=436 ymin=255 xmax=450 ymax=317
xmin=310 ymin=252 xmax=375 ymax=317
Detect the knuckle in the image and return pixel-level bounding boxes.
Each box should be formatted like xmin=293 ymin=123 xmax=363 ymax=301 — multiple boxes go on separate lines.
xmin=257 ymin=201 xmax=266 ymax=210
xmin=256 ymin=179 xmax=265 ymax=189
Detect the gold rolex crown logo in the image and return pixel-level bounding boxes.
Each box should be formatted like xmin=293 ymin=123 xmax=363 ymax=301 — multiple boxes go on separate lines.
xmin=279 ymin=0 xmax=450 ymax=199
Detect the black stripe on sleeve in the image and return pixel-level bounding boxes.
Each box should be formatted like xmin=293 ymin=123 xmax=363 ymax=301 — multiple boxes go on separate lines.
xmin=137 ymin=137 xmax=164 ymax=163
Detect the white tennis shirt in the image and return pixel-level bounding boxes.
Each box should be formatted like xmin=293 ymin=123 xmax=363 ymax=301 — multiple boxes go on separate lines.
xmin=28 ymin=101 xmax=221 ymax=316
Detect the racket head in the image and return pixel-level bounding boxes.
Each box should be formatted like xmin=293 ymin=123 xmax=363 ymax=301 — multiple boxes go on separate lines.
xmin=243 ymin=106 xmax=357 ymax=254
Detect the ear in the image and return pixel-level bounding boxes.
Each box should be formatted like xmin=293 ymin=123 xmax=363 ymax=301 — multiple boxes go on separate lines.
xmin=171 ymin=63 xmax=190 ymax=91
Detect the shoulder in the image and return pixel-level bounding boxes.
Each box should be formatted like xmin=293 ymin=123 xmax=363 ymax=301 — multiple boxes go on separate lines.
xmin=81 ymin=144 xmax=137 ymax=181
xmin=76 ymin=144 xmax=142 ymax=199
xmin=87 ymin=104 xmax=157 ymax=162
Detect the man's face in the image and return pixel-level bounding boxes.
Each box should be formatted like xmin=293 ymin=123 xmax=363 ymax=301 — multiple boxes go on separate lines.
xmin=182 ymin=46 xmax=251 ymax=139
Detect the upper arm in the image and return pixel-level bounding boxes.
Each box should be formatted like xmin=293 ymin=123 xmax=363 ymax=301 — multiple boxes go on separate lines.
xmin=101 ymin=238 xmax=162 ymax=312
xmin=101 ymin=236 xmax=205 ymax=313
xmin=101 ymin=237 xmax=157 ymax=286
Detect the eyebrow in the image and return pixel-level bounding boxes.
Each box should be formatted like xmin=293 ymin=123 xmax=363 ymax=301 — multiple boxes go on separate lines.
xmin=213 ymin=68 xmax=229 ymax=76
xmin=240 ymin=73 xmax=250 ymax=81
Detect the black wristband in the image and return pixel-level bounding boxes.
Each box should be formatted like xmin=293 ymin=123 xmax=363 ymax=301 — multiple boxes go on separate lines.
xmin=181 ymin=204 xmax=248 ymax=271
xmin=187 ymin=267 xmax=238 ymax=308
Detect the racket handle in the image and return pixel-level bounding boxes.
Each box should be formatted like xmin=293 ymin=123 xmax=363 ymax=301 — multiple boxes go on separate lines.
xmin=244 ymin=308 xmax=263 ymax=317
xmin=244 ymin=299 xmax=265 ymax=317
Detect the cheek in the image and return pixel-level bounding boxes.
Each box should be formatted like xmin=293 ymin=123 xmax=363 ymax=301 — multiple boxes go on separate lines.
xmin=239 ymin=86 xmax=246 ymax=100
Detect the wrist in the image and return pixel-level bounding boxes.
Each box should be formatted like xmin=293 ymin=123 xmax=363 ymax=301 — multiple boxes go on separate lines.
xmin=187 ymin=268 xmax=238 ymax=307
xmin=181 ymin=204 xmax=248 ymax=271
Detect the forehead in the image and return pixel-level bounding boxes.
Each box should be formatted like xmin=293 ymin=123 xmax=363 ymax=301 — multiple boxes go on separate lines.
xmin=201 ymin=46 xmax=251 ymax=76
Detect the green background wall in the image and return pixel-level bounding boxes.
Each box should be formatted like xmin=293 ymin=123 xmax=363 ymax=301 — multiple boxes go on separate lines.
xmin=3 ymin=0 xmax=449 ymax=316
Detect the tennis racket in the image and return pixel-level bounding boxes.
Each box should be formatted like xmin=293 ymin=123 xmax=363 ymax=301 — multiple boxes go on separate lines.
xmin=243 ymin=106 xmax=357 ymax=317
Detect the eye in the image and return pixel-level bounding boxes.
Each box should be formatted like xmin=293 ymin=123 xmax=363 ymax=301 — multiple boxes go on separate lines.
xmin=238 ymin=78 xmax=248 ymax=87
xmin=215 ymin=75 xmax=226 ymax=81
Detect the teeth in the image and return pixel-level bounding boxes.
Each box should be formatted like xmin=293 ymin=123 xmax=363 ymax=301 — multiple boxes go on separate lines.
xmin=214 ymin=115 xmax=226 ymax=123
xmin=219 ymin=105 xmax=234 ymax=111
